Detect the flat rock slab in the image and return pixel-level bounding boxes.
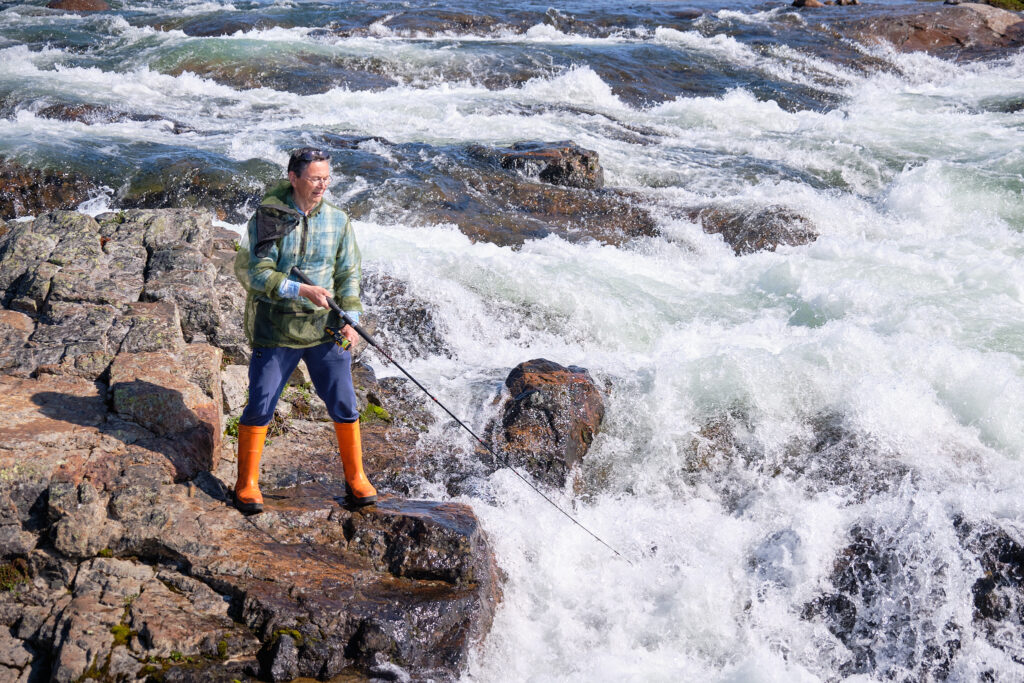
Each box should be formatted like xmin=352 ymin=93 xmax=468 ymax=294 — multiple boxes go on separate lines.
xmin=0 ymin=207 xmax=502 ymax=681
xmin=0 ymin=372 xmax=499 ymax=681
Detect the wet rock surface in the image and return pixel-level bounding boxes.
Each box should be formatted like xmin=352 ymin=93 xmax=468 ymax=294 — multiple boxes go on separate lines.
xmin=330 ymin=136 xmax=658 ymax=247
xmin=0 ymin=158 xmax=97 ymax=220
xmin=360 ymin=270 xmax=451 ymax=361
xmin=489 ymin=359 xmax=605 ymax=489
xmin=0 ymin=209 xmax=502 ymax=682
xmin=118 ymin=155 xmax=280 ymax=224
xmin=493 ymin=141 xmax=605 ymax=190
xmin=33 ymin=102 xmax=195 ymax=135
xmin=802 ymin=523 xmax=963 ymax=681
xmin=684 ymin=204 xmax=818 ymax=255
xmin=955 ymin=516 xmax=1024 ymax=664
xmin=841 ymin=3 xmax=1024 ymax=57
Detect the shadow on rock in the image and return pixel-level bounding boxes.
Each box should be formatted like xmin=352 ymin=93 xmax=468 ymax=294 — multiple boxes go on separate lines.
xmin=31 ymin=382 xmax=213 ymax=482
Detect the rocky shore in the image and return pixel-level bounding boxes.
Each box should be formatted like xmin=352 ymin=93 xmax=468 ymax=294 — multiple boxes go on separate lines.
xmin=0 ymin=207 xmax=612 ymax=682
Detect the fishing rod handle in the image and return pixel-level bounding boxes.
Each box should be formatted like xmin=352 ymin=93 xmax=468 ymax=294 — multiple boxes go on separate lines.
xmin=288 ymin=266 xmax=379 ymax=348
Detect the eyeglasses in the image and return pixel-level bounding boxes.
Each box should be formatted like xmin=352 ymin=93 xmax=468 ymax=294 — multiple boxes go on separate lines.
xmin=297 ymin=148 xmax=331 ymax=162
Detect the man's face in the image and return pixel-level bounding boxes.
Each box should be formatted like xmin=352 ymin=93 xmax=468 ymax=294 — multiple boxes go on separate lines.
xmin=289 ymin=159 xmax=331 ymax=208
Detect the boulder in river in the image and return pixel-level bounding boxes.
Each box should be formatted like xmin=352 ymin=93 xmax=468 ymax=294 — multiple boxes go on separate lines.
xmin=685 ymin=204 xmax=818 ymax=255
xmin=46 ymin=0 xmax=109 ymax=10
xmin=495 ymin=141 xmax=605 ymax=190
xmin=490 ymin=359 xmax=606 ymax=489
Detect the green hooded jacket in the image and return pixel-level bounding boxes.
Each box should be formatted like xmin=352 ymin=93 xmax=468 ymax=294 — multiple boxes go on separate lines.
xmin=234 ymin=180 xmax=362 ymax=348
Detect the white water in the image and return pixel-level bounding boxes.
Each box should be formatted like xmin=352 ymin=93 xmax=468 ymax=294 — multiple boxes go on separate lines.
xmin=3 ymin=5 xmax=1024 ymax=679
xmin=351 ymin=40 xmax=1024 ymax=682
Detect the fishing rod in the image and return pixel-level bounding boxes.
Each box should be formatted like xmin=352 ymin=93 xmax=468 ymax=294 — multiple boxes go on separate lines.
xmin=290 ymin=266 xmax=632 ymax=566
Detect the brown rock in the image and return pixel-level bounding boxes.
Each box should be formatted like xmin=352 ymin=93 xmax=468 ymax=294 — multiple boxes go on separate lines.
xmin=109 ymin=346 xmax=223 ymax=475
xmin=493 ymin=359 xmax=605 ymax=489
xmin=843 ymin=3 xmax=1024 ymax=56
xmin=497 ymin=141 xmax=605 ymax=190
xmin=793 ymin=0 xmax=825 ymax=7
xmin=46 ymin=0 xmax=109 ymax=10
xmin=0 ymin=158 xmax=95 ymax=220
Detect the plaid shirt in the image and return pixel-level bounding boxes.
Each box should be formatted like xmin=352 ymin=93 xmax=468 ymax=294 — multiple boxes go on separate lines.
xmin=239 ymin=181 xmax=362 ymax=347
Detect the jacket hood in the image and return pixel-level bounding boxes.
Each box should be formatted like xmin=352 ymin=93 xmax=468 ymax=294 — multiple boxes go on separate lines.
xmin=260 ymin=179 xmax=337 ymax=218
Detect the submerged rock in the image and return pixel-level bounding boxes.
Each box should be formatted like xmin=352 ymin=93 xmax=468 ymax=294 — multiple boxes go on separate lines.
xmin=842 ymin=3 xmax=1024 ymax=57
xmin=955 ymin=516 xmax=1024 ymax=664
xmin=360 ymin=270 xmax=452 ymax=360
xmin=34 ymin=101 xmax=194 ymax=134
xmin=490 ymin=359 xmax=605 ymax=489
xmin=367 ymin=9 xmax=503 ymax=36
xmin=339 ymin=137 xmax=656 ymax=247
xmin=803 ymin=523 xmax=963 ymax=680
xmin=118 ymin=155 xmax=279 ymax=223
xmin=0 ymin=157 xmax=96 ymax=220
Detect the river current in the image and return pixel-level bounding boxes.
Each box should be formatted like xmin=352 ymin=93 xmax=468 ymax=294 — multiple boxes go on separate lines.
xmin=2 ymin=1 xmax=1023 ymax=680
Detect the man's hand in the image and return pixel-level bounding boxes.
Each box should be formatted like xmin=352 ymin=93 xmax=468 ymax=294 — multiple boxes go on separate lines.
xmin=341 ymin=324 xmax=358 ymax=348
xmin=299 ymin=283 xmax=332 ymax=309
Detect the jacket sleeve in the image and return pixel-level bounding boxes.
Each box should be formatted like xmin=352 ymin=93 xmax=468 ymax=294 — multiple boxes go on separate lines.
xmin=333 ymin=214 xmax=362 ymax=312
xmin=246 ymin=215 xmax=288 ymax=299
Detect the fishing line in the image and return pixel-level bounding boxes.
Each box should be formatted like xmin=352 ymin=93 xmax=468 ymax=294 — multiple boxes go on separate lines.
xmin=291 ymin=267 xmax=633 ymax=566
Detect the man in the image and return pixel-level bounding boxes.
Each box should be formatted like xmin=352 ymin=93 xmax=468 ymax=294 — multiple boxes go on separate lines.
xmin=232 ymin=147 xmax=376 ymax=514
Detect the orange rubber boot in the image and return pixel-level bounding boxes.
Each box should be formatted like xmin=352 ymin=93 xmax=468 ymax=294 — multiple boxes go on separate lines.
xmin=334 ymin=421 xmax=377 ymax=506
xmin=234 ymin=424 xmax=269 ymax=514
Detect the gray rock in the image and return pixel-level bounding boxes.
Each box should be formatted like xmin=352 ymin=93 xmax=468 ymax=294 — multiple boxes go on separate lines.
xmin=260 ymin=632 xmax=300 ymax=682
xmin=49 ymin=480 xmax=124 ymax=559
xmin=221 ymin=364 xmax=249 ymax=414
xmin=685 ymin=204 xmax=818 ymax=255
xmin=0 ymin=627 xmax=32 ymax=669
xmin=143 ymin=247 xmax=221 ymax=344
